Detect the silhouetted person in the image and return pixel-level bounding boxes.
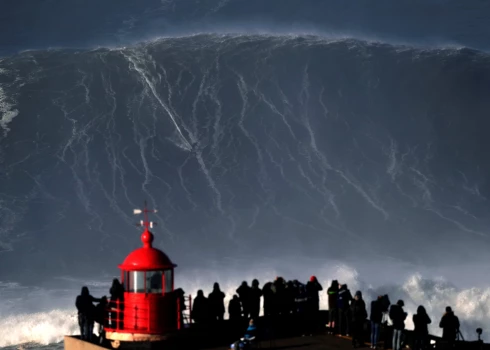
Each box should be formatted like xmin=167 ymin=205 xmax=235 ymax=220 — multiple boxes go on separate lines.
xmin=413 ymin=305 xmax=431 ymax=350
xmin=338 ymin=283 xmax=353 ymax=336
xmin=306 ymin=275 xmax=323 ymax=312
xmin=350 ymin=291 xmax=367 ymax=348
xmin=272 ymin=276 xmax=286 ymax=315
xmin=229 ymin=294 xmax=242 ymax=321
xmin=109 ymin=278 xmax=124 ymax=329
xmin=262 ymin=281 xmax=273 ymax=316
xmin=327 ymin=280 xmax=339 ymax=334
xmin=94 ymin=296 xmax=108 ymax=343
xmin=302 ymin=276 xmax=320 ymax=333
xmin=295 ymin=281 xmax=312 ymax=336
xmin=370 ymin=295 xmax=384 ymax=349
xmin=192 ymin=290 xmax=209 ymax=324
xmin=208 ymin=282 xmax=225 ymax=321
xmin=76 ymin=286 xmax=102 ymax=341
xmin=237 ymin=281 xmax=252 ymax=319
xmin=379 ymin=294 xmax=391 ymax=348
xmin=390 ymin=300 xmax=407 ymax=350
xmin=249 ymin=279 xmax=262 ymax=320
xmin=439 ymin=306 xmax=460 ymax=345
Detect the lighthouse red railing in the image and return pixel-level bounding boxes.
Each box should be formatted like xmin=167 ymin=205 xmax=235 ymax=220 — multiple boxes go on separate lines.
xmin=104 ymin=294 xmax=193 ymax=333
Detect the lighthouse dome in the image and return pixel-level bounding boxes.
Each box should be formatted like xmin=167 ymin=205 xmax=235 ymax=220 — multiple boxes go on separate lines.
xmin=118 ymin=229 xmax=176 ymax=271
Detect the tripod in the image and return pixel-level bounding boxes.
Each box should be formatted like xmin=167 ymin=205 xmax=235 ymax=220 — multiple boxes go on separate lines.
xmin=456 ymin=329 xmax=465 ymax=342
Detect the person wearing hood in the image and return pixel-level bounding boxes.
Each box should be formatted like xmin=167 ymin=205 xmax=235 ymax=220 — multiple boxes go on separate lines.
xmin=350 ymin=290 xmax=367 ymax=348
xmin=439 ymin=306 xmax=460 ymax=345
xmin=192 ymin=290 xmax=209 ymax=324
xmin=338 ymin=284 xmax=353 ymax=336
xmin=327 ymin=280 xmax=340 ymax=334
xmin=208 ymin=282 xmax=226 ymax=321
xmin=75 ymin=286 xmax=103 ymax=341
xmin=413 ymin=305 xmax=431 ymax=350
xmin=389 ymin=300 xmax=407 ymax=350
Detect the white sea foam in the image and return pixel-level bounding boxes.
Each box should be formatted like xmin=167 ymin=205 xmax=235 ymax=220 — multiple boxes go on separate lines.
xmin=0 ymin=85 xmax=19 ymax=137
xmin=1 ymin=259 xmax=489 ymax=347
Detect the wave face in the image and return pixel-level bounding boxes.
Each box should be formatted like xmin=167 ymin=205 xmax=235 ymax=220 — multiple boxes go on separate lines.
xmin=1 ymin=34 xmax=490 ymax=346
xmin=1 ymin=35 xmax=490 ymax=278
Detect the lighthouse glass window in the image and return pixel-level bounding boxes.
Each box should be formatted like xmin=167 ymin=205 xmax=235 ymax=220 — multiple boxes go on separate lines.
xmin=146 ymin=271 xmax=163 ymax=293
xmin=127 ymin=271 xmax=145 ymax=293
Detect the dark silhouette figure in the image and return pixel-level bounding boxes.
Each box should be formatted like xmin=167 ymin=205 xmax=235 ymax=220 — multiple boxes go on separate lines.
xmin=262 ymin=281 xmax=274 ymax=316
xmin=390 ymin=300 xmax=407 ymax=350
xmin=208 ymin=282 xmax=225 ymax=321
xmin=75 ymin=286 xmax=102 ymax=341
xmin=249 ymin=279 xmax=262 ymax=320
xmin=94 ymin=296 xmax=108 ymax=343
xmin=237 ymin=281 xmax=252 ymax=319
xmin=306 ymin=275 xmax=323 ymax=312
xmin=229 ymin=294 xmax=242 ymax=321
xmin=439 ymin=306 xmax=460 ymax=346
xmin=294 ymin=281 xmax=312 ymax=336
xmin=109 ymin=278 xmax=124 ymax=329
xmin=292 ymin=280 xmax=306 ymax=312
xmin=327 ymin=280 xmax=339 ymax=334
xmin=272 ymin=277 xmax=287 ymax=315
xmin=370 ymin=295 xmax=384 ymax=349
xmin=379 ymin=294 xmax=391 ymax=348
xmin=192 ymin=290 xmax=209 ymax=324
xmin=338 ymin=283 xmax=353 ymax=336
xmin=350 ymin=291 xmax=367 ymax=348
xmin=304 ymin=276 xmax=322 ymax=332
xmin=413 ymin=305 xmax=432 ymax=350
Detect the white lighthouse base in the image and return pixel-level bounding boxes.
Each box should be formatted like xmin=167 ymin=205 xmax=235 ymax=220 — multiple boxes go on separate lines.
xmin=105 ymin=331 xmax=169 ymax=348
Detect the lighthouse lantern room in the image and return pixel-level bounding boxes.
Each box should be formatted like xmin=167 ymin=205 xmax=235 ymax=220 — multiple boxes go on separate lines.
xmin=105 ymin=203 xmax=178 ymax=346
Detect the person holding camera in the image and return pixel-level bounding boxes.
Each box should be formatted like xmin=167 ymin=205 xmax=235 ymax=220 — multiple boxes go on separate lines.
xmin=389 ymin=300 xmax=407 ymax=350
xmin=439 ymin=306 xmax=460 ymax=347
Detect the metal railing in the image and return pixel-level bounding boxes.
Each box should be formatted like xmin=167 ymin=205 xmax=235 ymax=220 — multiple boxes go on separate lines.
xmin=103 ymin=294 xmax=193 ymax=333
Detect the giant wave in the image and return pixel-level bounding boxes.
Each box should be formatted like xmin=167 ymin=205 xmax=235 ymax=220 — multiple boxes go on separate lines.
xmin=1 ymin=33 xmax=490 ymax=347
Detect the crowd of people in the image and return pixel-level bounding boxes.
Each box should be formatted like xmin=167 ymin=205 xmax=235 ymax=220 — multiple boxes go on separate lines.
xmin=191 ymin=276 xmax=323 ymax=324
xmin=74 ymin=276 xmax=463 ymax=350
xmin=322 ymin=279 xmax=461 ymax=350
xmin=190 ymin=277 xmax=462 ymax=350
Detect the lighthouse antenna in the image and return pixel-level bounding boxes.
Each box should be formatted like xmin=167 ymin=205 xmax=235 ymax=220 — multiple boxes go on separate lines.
xmin=133 ymin=200 xmax=157 ymax=230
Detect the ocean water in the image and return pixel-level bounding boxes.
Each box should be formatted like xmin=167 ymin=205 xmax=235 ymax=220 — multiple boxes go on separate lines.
xmin=2 ymin=0 xmax=490 ymax=348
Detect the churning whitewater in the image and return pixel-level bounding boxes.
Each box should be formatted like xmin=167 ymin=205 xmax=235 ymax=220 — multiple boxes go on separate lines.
xmin=1 ymin=33 xmax=490 ymax=347
xmin=3 ymin=262 xmax=490 ymax=347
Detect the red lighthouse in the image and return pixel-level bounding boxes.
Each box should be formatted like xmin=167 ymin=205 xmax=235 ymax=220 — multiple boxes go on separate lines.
xmin=105 ymin=203 xmax=179 ymax=348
